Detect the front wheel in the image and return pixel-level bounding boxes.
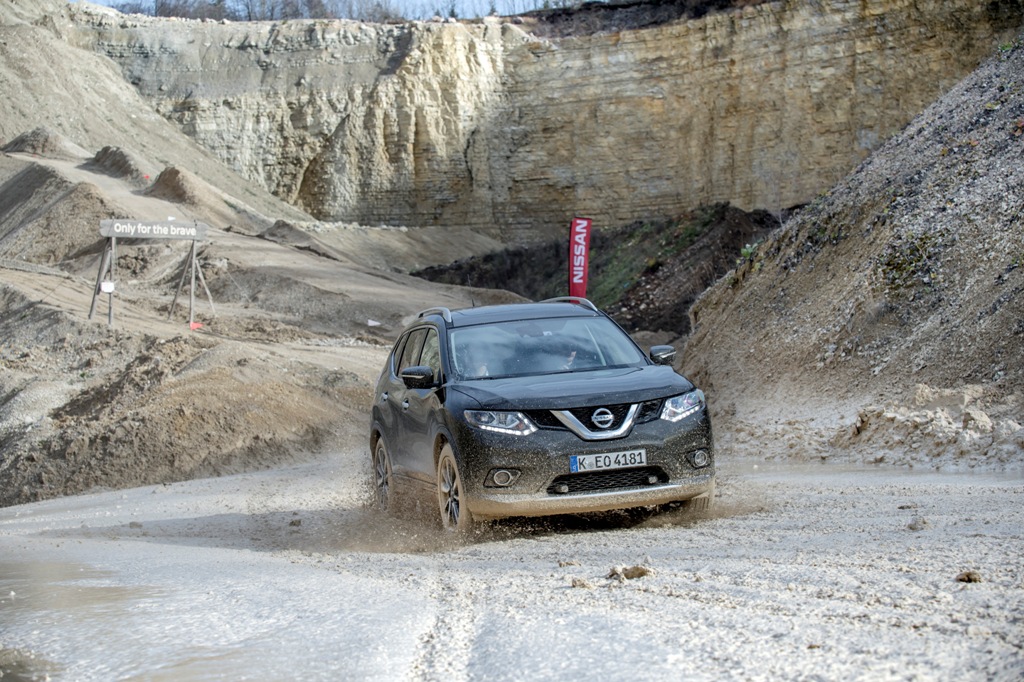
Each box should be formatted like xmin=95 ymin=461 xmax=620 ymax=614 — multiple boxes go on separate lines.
xmin=436 ymin=443 xmax=472 ymax=533
xmin=371 ymin=436 xmax=393 ymax=512
xmin=682 ymin=480 xmax=716 ymax=513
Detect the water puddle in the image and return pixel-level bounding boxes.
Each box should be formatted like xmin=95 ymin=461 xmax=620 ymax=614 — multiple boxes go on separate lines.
xmin=0 ymin=560 xmax=163 ymax=616
xmin=0 ymin=560 xmax=165 ymax=680
xmin=0 ymin=647 xmax=61 ymax=682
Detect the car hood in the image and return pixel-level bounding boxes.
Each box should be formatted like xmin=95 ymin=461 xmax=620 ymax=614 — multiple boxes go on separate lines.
xmin=448 ymin=366 xmax=694 ymax=410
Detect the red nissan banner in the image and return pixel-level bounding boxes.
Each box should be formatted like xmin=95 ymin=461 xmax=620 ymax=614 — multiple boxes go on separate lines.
xmin=568 ymin=217 xmax=593 ymax=298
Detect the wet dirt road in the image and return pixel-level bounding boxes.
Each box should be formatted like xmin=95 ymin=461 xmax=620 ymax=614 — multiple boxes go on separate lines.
xmin=1 ymin=454 xmax=1022 ymax=681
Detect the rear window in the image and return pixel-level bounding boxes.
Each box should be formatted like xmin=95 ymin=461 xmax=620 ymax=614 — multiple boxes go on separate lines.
xmin=449 ymin=317 xmax=646 ymax=380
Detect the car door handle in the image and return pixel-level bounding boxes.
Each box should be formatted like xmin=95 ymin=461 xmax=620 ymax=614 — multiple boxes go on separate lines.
xmin=402 ymin=400 xmax=410 ymax=410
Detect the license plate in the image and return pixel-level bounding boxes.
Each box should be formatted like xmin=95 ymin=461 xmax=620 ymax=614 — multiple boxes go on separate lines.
xmin=570 ymin=449 xmax=647 ymax=473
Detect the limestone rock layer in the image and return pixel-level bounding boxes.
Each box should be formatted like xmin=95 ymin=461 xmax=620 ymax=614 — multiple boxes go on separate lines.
xmin=64 ymin=1 xmax=1022 ymax=242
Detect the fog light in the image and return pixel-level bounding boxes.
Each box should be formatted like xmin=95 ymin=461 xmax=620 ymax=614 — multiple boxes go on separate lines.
xmin=690 ymin=449 xmax=710 ymax=468
xmin=554 ymin=483 xmax=569 ymax=494
xmin=493 ymin=469 xmax=513 ymax=486
xmin=485 ymin=468 xmax=521 ymax=488
xmin=647 ymin=474 xmax=659 ymax=485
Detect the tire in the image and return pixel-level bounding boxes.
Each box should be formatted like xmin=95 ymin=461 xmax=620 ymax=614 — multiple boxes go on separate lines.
xmin=683 ymin=479 xmax=716 ymax=513
xmin=436 ymin=443 xmax=472 ymax=533
xmin=371 ymin=436 xmax=393 ymax=512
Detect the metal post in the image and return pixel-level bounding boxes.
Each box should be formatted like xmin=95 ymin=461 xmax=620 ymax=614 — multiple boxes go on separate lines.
xmin=88 ymin=238 xmax=112 ymax=320
xmin=194 ymin=245 xmax=216 ymax=316
xmin=189 ymin=240 xmax=197 ymax=326
xmin=169 ymin=242 xmax=190 ymax=320
xmin=107 ymin=237 xmax=116 ymax=327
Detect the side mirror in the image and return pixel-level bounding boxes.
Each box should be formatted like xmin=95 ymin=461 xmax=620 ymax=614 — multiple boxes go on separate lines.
xmin=400 ymin=365 xmax=437 ymax=389
xmin=649 ymin=345 xmax=677 ymax=366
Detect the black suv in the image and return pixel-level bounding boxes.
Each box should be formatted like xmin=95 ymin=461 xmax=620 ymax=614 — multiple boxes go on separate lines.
xmin=369 ymin=298 xmax=714 ymax=531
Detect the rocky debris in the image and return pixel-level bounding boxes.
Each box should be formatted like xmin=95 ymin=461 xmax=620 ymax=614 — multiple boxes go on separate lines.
xmin=956 ymin=570 xmax=983 ymax=583
xmin=0 ymin=647 xmax=60 ymax=681
xmin=685 ymin=35 xmax=1024 ymax=472
xmin=608 ymin=565 xmax=653 ymax=581
xmin=907 ymin=517 xmax=930 ymax=532
xmin=834 ymin=384 xmax=1024 ymax=470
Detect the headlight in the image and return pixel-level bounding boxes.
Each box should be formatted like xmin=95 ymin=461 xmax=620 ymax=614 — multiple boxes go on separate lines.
xmin=464 ymin=410 xmax=538 ymax=436
xmin=661 ymin=390 xmax=705 ymax=422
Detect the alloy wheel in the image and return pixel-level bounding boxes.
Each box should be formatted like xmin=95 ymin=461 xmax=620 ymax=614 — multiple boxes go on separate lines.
xmin=437 ymin=444 xmax=470 ymax=532
xmin=372 ymin=438 xmax=392 ymax=511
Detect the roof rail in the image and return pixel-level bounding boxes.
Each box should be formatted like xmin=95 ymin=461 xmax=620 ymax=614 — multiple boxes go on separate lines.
xmin=416 ymin=306 xmax=452 ymax=323
xmin=540 ymin=296 xmax=599 ymax=312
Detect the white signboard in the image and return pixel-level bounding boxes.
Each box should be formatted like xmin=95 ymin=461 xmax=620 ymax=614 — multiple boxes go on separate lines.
xmin=100 ymin=220 xmax=208 ymax=240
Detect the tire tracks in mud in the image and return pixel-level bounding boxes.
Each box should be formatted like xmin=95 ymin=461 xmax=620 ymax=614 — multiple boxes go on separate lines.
xmin=408 ymin=557 xmax=480 ymax=681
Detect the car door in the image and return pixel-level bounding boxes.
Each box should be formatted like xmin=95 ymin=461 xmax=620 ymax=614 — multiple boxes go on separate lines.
xmin=393 ymin=327 xmax=444 ymax=485
xmin=375 ymin=332 xmax=410 ymax=442
xmin=382 ymin=327 xmax=426 ymax=481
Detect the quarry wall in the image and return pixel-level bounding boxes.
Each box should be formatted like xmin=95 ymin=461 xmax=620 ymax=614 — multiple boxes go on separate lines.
xmin=63 ymin=0 xmax=1023 ymax=242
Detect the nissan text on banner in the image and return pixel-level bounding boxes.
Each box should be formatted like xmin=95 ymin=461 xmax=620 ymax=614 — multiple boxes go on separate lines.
xmin=569 ymin=217 xmax=593 ymax=298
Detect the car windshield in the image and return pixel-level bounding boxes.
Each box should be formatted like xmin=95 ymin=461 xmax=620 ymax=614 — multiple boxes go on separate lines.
xmin=449 ymin=316 xmax=647 ymax=380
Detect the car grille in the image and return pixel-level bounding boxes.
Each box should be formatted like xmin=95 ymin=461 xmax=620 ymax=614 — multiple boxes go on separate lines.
xmin=525 ymin=399 xmax=663 ymax=431
xmin=524 ymin=409 xmax=564 ymax=428
xmin=566 ymin=403 xmax=632 ymax=430
xmin=636 ymin=398 xmax=663 ymax=423
xmin=546 ymin=467 xmax=669 ymax=495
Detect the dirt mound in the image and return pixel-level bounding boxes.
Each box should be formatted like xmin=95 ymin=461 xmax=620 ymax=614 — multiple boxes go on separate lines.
xmin=260 ymin=221 xmax=347 ymax=262
xmin=145 ymin=166 xmax=209 ymax=206
xmin=2 ymin=126 xmax=91 ymax=161
xmin=684 ymin=37 xmax=1024 ymax=470
xmin=144 ymin=165 xmax=263 ymax=231
xmin=0 ymin=157 xmax=124 ymax=269
xmin=206 ymin=267 xmax=355 ymax=335
xmin=86 ymin=146 xmax=157 ymax=188
xmin=0 ymin=323 xmax=367 ymax=506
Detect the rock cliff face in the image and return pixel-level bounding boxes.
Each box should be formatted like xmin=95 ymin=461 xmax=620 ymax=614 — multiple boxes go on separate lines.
xmin=62 ymin=0 xmax=1021 ymax=243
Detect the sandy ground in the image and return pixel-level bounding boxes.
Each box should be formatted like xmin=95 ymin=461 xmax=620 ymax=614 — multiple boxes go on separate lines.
xmin=1 ymin=446 xmax=1022 ymax=681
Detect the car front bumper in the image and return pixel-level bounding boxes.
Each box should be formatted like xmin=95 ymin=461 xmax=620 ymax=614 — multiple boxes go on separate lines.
xmin=451 ymin=410 xmax=715 ymax=520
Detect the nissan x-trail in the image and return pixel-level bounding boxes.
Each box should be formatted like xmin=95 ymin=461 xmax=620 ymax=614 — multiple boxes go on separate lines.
xmin=369 ymin=298 xmax=715 ymax=531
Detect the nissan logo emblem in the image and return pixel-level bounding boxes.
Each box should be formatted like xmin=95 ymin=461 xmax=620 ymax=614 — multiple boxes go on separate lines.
xmin=591 ymin=408 xmax=615 ymax=429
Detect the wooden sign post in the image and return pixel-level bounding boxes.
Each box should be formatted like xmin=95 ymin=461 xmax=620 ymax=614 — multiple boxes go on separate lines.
xmin=89 ymin=219 xmax=213 ymax=328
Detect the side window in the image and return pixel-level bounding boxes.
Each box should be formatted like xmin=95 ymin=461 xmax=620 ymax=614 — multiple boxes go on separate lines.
xmin=390 ymin=335 xmax=409 ymax=375
xmin=420 ymin=329 xmax=441 ymax=383
xmin=397 ymin=329 xmax=427 ymax=374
